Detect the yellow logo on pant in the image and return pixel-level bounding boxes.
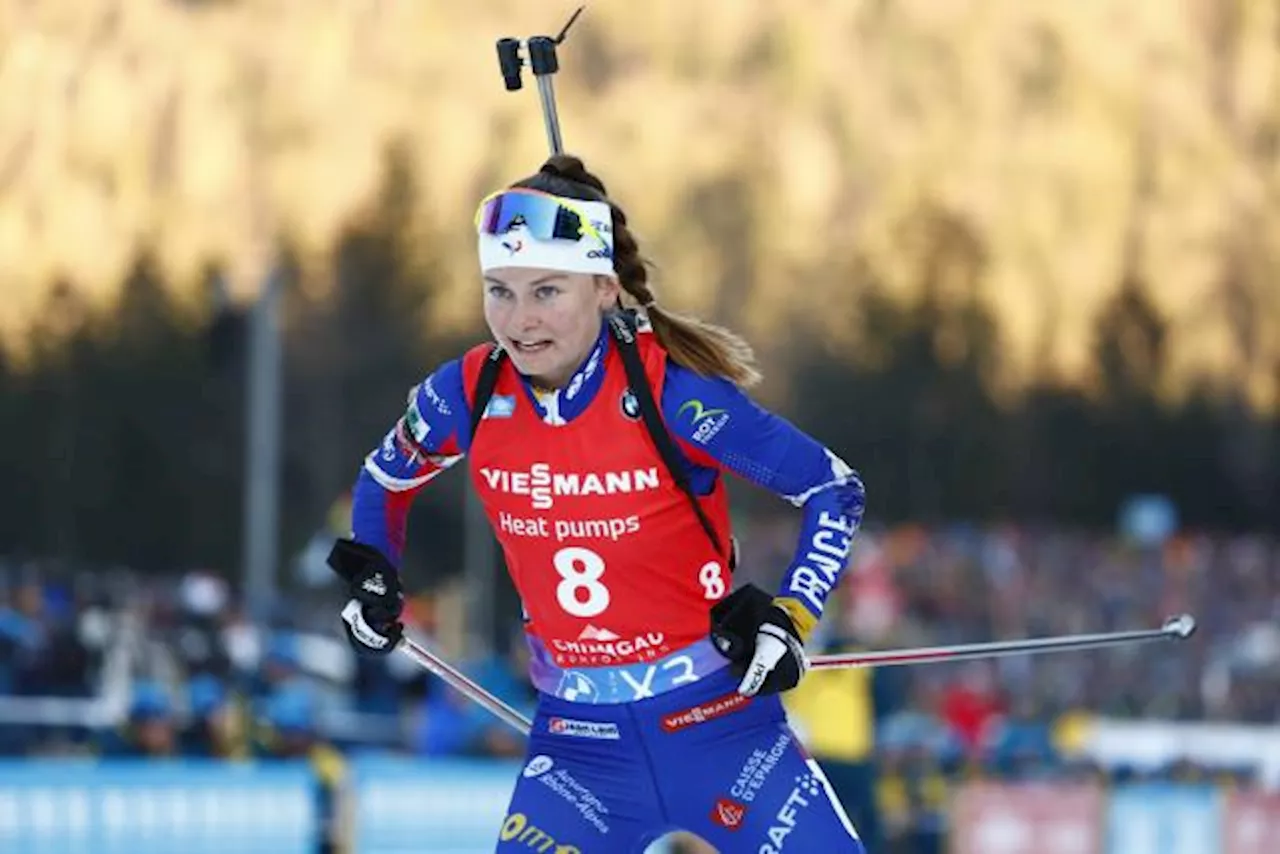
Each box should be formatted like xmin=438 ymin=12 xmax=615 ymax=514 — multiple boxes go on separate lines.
xmin=500 ymin=813 xmax=582 ymax=854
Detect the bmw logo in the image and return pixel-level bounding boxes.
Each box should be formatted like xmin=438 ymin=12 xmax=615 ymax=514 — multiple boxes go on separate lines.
xmin=620 ymin=389 xmax=641 ymax=420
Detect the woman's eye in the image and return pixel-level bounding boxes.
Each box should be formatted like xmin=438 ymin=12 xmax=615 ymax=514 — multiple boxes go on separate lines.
xmin=488 ymin=285 xmax=512 ymax=299
xmin=535 ymin=286 xmax=560 ymax=299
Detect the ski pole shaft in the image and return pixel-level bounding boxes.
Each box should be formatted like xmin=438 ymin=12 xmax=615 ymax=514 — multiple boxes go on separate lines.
xmin=808 ymin=614 xmax=1196 ymax=671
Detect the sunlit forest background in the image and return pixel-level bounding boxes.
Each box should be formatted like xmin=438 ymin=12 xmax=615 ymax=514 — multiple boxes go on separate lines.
xmin=1 ymin=0 xmax=1277 ymax=574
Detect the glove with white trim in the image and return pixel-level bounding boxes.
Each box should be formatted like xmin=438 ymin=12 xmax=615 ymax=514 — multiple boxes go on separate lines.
xmin=710 ymin=583 xmax=810 ymax=697
xmin=327 ymin=538 xmax=404 ymax=657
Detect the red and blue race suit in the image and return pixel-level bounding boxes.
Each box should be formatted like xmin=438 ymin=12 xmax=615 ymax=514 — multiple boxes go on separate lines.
xmin=352 ymin=320 xmax=866 ymax=852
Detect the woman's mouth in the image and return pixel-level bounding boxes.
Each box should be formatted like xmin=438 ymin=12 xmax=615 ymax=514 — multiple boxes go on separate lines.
xmin=512 ymin=339 xmax=553 ymax=355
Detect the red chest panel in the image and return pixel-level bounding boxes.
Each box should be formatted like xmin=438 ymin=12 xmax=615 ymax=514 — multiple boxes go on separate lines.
xmin=462 ymin=338 xmax=733 ymax=667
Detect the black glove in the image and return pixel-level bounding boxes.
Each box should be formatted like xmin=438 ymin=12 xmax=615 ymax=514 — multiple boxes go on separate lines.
xmin=327 ymin=538 xmax=405 ymax=656
xmin=710 ymin=583 xmax=808 ymax=696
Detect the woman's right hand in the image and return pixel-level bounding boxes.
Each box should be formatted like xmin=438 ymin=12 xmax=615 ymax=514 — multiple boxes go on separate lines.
xmin=327 ymin=538 xmax=405 ymax=656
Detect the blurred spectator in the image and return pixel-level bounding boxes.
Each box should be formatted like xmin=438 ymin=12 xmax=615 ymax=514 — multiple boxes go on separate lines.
xmin=98 ymin=681 xmax=178 ymax=758
xmin=409 ymin=679 xmax=494 ymax=757
xmin=249 ymin=631 xmax=309 ymax=702
xmin=939 ymin=661 xmax=1005 ymax=756
xmin=465 ymin=630 xmax=539 ymax=759
xmin=1 ymin=519 xmax=1277 ymax=802
xmin=253 ymin=684 xmax=348 ymax=854
xmin=407 ymin=628 xmax=536 ymax=760
xmin=170 ymin=571 xmax=235 ymax=681
xmin=179 ymin=673 xmax=245 ymax=759
xmin=0 ymin=581 xmax=43 ymax=695
xmin=876 ymin=714 xmax=949 ymax=854
xmin=785 ymin=580 xmax=885 ymax=851
xmin=982 ymin=694 xmax=1059 ymax=780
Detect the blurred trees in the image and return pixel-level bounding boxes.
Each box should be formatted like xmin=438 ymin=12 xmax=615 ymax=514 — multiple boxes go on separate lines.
xmin=0 ymin=1 xmax=1278 ymax=575
xmin=0 ymin=146 xmax=1275 ymax=580
xmin=786 ymin=191 xmax=1278 ymax=530
xmin=788 ymin=276 xmax=1278 ymax=531
xmin=0 ymin=144 xmax=470 ymax=575
xmin=3 ymin=0 xmax=1278 ymax=400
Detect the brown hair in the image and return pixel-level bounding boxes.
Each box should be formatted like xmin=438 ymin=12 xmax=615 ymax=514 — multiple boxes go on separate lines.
xmin=510 ymin=154 xmax=762 ymax=387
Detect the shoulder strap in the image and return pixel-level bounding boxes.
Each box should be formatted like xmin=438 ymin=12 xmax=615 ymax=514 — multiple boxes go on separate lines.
xmin=468 ymin=345 xmax=507 ymax=442
xmin=606 ymin=312 xmax=726 ymax=562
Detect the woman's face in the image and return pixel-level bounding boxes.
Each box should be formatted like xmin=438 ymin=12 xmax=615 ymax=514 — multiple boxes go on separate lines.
xmin=483 ymin=267 xmax=619 ymax=388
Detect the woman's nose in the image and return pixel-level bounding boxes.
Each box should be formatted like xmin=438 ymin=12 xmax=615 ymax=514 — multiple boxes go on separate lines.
xmin=509 ymin=297 xmax=541 ymax=331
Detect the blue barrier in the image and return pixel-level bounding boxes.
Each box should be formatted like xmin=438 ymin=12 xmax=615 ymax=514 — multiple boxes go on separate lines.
xmin=345 ymin=758 xmax=689 ymax=854
xmin=0 ymin=757 xmax=676 ymax=854
xmin=4 ymin=759 xmax=1241 ymax=854
xmin=1107 ymin=783 xmax=1221 ymax=854
xmin=349 ymin=757 xmax=522 ymax=854
xmin=0 ymin=760 xmax=319 ymax=854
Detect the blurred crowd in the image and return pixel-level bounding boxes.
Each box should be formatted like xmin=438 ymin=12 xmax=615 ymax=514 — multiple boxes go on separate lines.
xmin=1 ymin=519 xmax=1277 ymax=852
xmin=763 ymin=518 xmax=1280 ymax=725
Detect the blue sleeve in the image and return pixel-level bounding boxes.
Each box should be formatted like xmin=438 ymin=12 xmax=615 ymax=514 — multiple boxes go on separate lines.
xmin=662 ymin=362 xmax=866 ymax=626
xmin=350 ymin=359 xmax=471 ymax=567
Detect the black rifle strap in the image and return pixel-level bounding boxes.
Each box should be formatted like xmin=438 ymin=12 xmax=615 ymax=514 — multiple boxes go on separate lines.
xmin=606 ymin=312 xmax=725 ymax=561
xmin=467 ymin=344 xmax=508 ymax=442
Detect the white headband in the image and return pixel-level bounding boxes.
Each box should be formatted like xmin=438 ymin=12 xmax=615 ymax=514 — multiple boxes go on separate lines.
xmin=477 ymin=197 xmax=617 ymax=278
